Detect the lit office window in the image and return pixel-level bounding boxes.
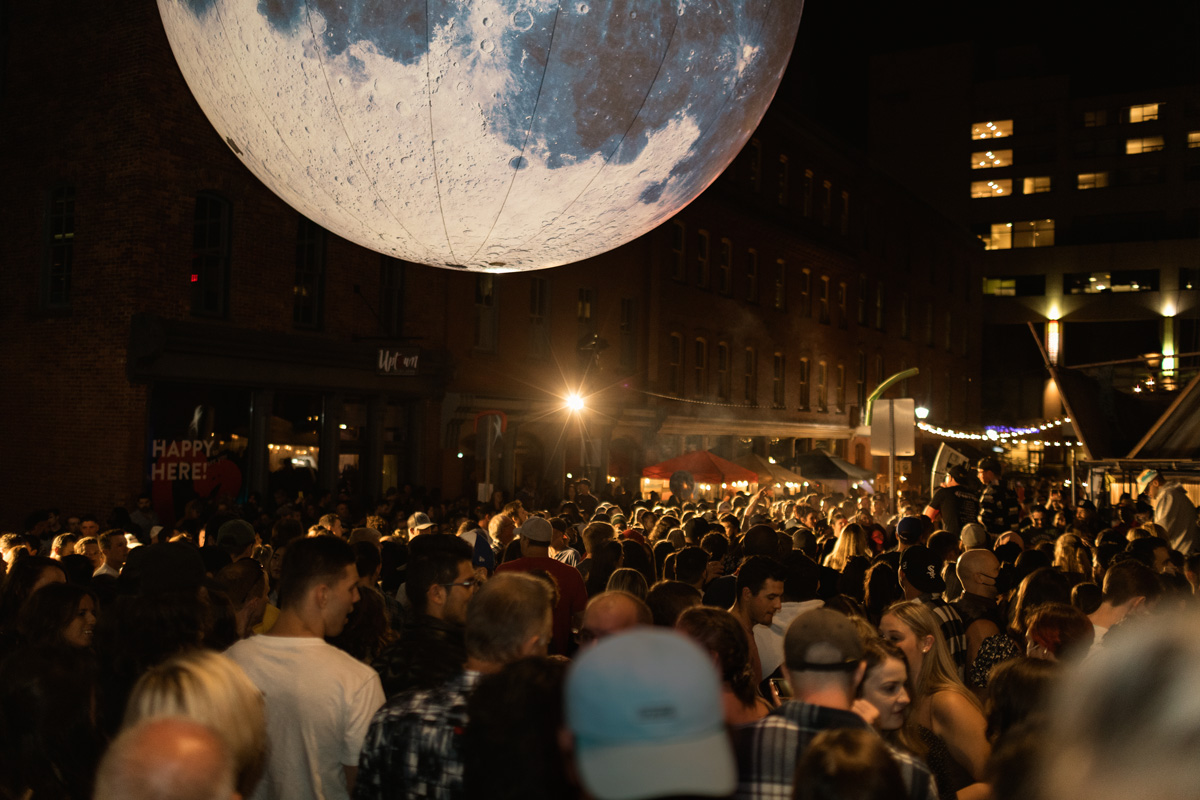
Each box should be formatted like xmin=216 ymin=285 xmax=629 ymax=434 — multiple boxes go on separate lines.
xmin=1127 ymin=103 xmax=1160 ymax=123
xmin=1064 ymin=270 xmax=1158 ymax=295
xmin=984 ymin=223 xmax=1012 ymax=251
xmin=1077 ymin=172 xmax=1109 ymax=190
xmin=1022 ymin=176 xmax=1051 ymax=194
xmin=971 ymin=179 xmax=1011 ymax=198
xmin=971 ymin=120 xmax=1013 ymax=139
xmin=1126 ymin=136 xmax=1164 ymax=154
xmin=1012 ymin=219 xmax=1055 ymax=248
xmin=1187 ymin=131 xmax=1200 ymax=148
xmin=970 ymin=149 xmax=1012 ymax=169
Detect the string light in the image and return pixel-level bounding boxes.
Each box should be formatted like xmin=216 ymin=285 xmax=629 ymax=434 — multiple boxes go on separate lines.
xmin=916 ymin=416 xmax=1080 ymax=445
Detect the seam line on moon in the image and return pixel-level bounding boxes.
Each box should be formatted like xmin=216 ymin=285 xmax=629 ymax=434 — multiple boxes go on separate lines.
xmin=463 ymin=4 xmax=563 ymax=266
xmin=552 ymin=0 xmax=784 ymax=253
xmin=506 ymin=2 xmax=683 ymax=254
xmin=299 ymin=1 xmax=436 ymax=260
xmin=203 ymin=1 xmax=386 ymax=244
xmin=426 ymin=0 xmax=458 ymax=265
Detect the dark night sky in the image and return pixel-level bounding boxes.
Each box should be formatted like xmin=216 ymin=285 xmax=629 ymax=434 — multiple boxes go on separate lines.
xmin=779 ymin=0 xmax=1200 ymax=148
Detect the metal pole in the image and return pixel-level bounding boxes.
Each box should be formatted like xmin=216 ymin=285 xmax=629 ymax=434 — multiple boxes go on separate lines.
xmin=888 ymin=401 xmax=897 ymax=514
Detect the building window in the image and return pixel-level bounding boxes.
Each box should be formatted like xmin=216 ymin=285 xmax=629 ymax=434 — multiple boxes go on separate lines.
xmin=531 ymin=277 xmax=551 ymax=359
xmin=1083 ymin=110 xmax=1108 ymax=127
xmin=971 ymin=179 xmax=1011 ymax=198
xmin=577 ymin=288 xmax=594 ymax=336
xmin=1188 ymin=131 xmax=1200 ymax=148
xmin=191 ymin=192 xmax=232 ymax=318
xmin=293 ymin=217 xmax=326 ymax=329
xmin=857 ymin=352 xmax=867 ymax=409
xmin=1180 ymin=268 xmax=1200 ymax=289
xmin=748 ymin=139 xmax=762 ymax=193
xmin=837 ymin=281 xmax=847 ymax=328
xmin=1127 ymin=103 xmax=1160 ymax=123
xmin=44 ymin=185 xmax=75 ymax=308
xmin=1077 ymin=172 xmax=1109 ymax=189
xmin=1064 ymin=270 xmax=1159 ymax=294
xmin=985 ymin=220 xmax=1055 ymax=249
xmin=745 ymin=249 xmax=758 ymax=302
xmin=668 ymin=334 xmax=683 ymax=395
xmin=971 ymin=120 xmax=1013 ymax=139
xmin=694 ymin=338 xmax=708 ymax=397
xmin=874 ymin=283 xmax=884 ymax=330
xmin=670 ymin=221 xmax=686 ymax=281
xmin=475 ymin=276 xmax=497 ymax=351
xmin=836 ymin=364 xmax=846 ymax=412
xmin=773 ymin=353 xmax=786 ymax=408
xmin=777 ymin=155 xmax=789 ymax=206
xmin=799 ymin=268 xmax=812 ymax=316
xmin=821 ymin=181 xmax=832 ymax=227
xmin=857 ymin=276 xmax=867 ymax=326
xmin=695 ymin=229 xmax=711 ymax=287
xmin=840 ymin=191 xmax=851 ymax=236
xmin=798 ymin=357 xmax=810 ymax=410
xmin=619 ymin=297 xmax=636 ymax=371
xmin=971 ymin=149 xmax=1012 ymax=169
xmin=816 ymin=360 xmax=827 ymax=412
xmin=380 ymin=257 xmax=406 ymax=337
xmin=802 ymin=169 xmax=814 ymax=217
xmin=1022 ymin=176 xmax=1051 ymax=194
xmin=774 ymin=259 xmax=787 ymax=311
xmin=875 ymin=355 xmax=884 ymax=386
xmin=744 ymin=347 xmax=757 ymax=404
xmin=818 ymin=276 xmax=830 ymax=324
xmin=717 ymin=238 xmax=732 ymax=294
xmin=1126 ymin=136 xmax=1165 ymax=154
xmin=716 ymin=342 xmax=731 ymax=401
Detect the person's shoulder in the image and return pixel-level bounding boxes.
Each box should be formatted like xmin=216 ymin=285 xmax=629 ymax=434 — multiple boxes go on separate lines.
xmin=929 ymin=687 xmax=981 ymax=725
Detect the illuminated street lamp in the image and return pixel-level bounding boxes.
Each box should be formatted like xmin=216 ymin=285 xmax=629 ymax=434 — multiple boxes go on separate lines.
xmin=565 ymin=393 xmax=586 ymax=413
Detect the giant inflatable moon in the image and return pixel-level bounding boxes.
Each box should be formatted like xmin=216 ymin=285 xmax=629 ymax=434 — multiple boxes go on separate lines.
xmin=158 ymin=0 xmax=804 ymax=271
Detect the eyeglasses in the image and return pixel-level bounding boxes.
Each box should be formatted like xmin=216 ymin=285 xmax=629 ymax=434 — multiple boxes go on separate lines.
xmin=440 ymin=578 xmax=481 ymax=591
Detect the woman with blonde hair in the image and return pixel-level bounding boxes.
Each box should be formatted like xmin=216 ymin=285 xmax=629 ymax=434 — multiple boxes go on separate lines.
xmin=825 ymin=523 xmax=870 ymax=572
xmin=124 ymin=649 xmax=266 ymax=798
xmin=879 ymin=600 xmax=990 ymax=800
xmin=1053 ymin=534 xmax=1093 ymax=579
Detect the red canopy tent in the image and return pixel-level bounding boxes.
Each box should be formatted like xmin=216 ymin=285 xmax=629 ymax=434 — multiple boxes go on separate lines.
xmin=641 ymin=450 xmax=759 ymax=485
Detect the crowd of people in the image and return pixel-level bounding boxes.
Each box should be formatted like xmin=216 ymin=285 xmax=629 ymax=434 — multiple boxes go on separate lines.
xmin=2 ymin=461 xmax=1199 ymax=800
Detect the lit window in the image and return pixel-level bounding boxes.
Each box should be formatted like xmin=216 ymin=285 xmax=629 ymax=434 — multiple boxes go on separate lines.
xmin=971 ymin=179 xmax=1011 ymax=198
xmin=1077 ymin=172 xmax=1109 ymax=190
xmin=982 ymin=276 xmax=1046 ymax=296
xmin=1126 ymin=136 xmax=1165 ymax=154
xmin=1083 ymin=110 xmax=1107 ymax=127
xmin=1065 ymin=270 xmax=1158 ymax=295
xmin=984 ymin=224 xmax=1012 ymax=251
xmin=1188 ymin=131 xmax=1200 ymax=148
xmin=1127 ymin=103 xmax=1160 ymax=123
xmin=1022 ymin=176 xmax=1051 ymax=194
xmin=970 ymin=149 xmax=1012 ymax=169
xmin=970 ymin=120 xmax=1013 ymax=140
xmin=1012 ymin=219 xmax=1055 ymax=248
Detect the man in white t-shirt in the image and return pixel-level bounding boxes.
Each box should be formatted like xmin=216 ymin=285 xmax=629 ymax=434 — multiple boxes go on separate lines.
xmin=226 ymin=535 xmax=385 ymax=800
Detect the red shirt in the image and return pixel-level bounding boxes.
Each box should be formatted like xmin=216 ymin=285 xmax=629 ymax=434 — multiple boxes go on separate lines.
xmin=495 ymin=556 xmax=588 ymax=655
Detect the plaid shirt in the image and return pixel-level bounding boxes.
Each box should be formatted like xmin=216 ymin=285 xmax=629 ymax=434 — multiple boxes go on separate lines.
xmin=354 ymin=670 xmax=481 ymax=800
xmin=921 ymin=595 xmax=968 ymax=673
xmin=733 ymin=700 xmax=938 ymax=800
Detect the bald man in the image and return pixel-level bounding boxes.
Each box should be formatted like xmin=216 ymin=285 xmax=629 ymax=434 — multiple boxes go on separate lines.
xmin=953 ymin=549 xmax=1004 ymax=675
xmin=576 ymin=590 xmax=651 ymax=649
xmin=94 ymin=717 xmax=236 ymax=800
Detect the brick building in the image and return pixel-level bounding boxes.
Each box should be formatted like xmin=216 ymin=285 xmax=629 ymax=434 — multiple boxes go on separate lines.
xmin=0 ymin=4 xmax=982 ymax=528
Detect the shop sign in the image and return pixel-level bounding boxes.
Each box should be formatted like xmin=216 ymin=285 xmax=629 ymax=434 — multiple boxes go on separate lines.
xmin=378 ymin=347 xmax=420 ymax=376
